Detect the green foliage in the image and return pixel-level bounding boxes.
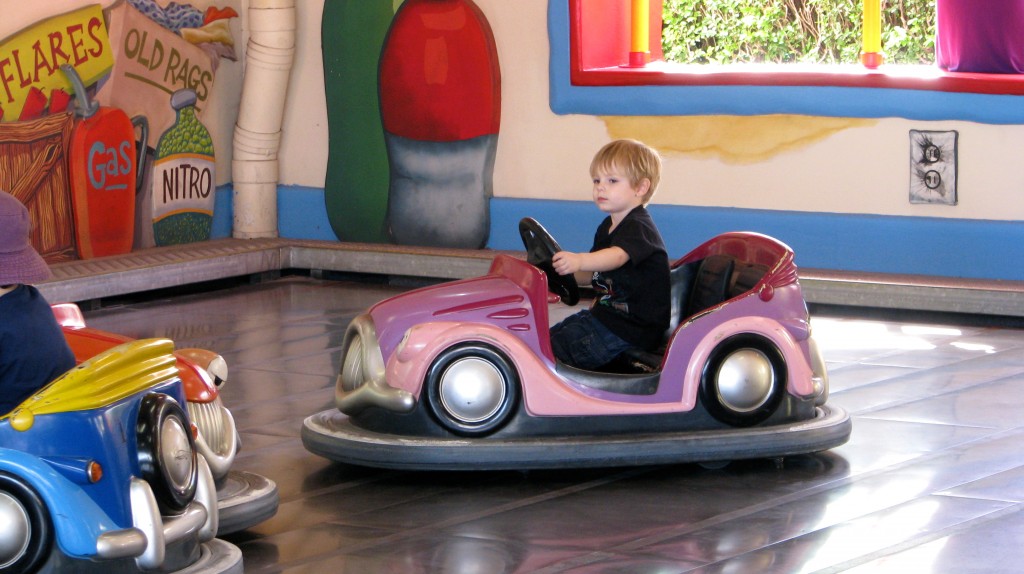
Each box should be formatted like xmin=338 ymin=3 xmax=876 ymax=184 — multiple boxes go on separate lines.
xmin=662 ymin=0 xmax=935 ymax=65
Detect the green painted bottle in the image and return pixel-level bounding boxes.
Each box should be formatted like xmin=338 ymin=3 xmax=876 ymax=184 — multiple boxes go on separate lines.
xmin=322 ymin=0 xmax=395 ymax=243
xmin=152 ymin=89 xmax=216 ymax=246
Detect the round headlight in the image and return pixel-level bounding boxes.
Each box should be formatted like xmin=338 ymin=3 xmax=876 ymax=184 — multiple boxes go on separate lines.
xmin=206 ymin=355 xmax=228 ymax=388
xmin=137 ymin=394 xmax=198 ymax=514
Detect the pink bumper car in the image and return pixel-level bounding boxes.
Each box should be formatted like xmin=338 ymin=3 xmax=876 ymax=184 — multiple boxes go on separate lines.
xmin=302 ymin=219 xmax=850 ymax=469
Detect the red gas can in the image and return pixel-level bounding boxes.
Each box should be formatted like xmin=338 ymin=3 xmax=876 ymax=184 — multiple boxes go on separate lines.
xmin=62 ymin=64 xmax=147 ymax=259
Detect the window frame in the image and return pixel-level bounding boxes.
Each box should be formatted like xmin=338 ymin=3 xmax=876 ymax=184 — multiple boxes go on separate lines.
xmin=550 ymin=0 xmax=1024 ymax=124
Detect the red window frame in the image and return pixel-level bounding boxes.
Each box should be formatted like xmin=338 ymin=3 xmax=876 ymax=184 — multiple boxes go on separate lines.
xmin=569 ymin=0 xmax=1024 ymax=96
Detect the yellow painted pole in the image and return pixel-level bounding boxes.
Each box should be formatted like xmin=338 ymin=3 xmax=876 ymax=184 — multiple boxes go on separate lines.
xmin=629 ymin=0 xmax=650 ymax=67
xmin=861 ymin=0 xmax=883 ymax=68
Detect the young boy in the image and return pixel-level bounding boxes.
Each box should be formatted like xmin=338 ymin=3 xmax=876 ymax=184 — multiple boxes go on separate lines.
xmin=0 ymin=190 xmax=76 ymax=413
xmin=549 ymin=139 xmax=671 ymax=370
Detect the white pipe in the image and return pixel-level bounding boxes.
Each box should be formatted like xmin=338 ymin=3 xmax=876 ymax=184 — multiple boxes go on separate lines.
xmin=232 ymin=0 xmax=296 ymax=239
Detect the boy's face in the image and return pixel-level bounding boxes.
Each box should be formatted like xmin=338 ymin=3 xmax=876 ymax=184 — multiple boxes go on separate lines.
xmin=592 ymin=166 xmax=649 ymax=219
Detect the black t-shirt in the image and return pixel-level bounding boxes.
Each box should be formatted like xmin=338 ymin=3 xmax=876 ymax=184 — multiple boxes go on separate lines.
xmin=589 ymin=206 xmax=670 ymax=350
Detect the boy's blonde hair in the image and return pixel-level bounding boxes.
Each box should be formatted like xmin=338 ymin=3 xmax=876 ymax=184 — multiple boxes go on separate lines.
xmin=590 ymin=139 xmax=662 ymax=205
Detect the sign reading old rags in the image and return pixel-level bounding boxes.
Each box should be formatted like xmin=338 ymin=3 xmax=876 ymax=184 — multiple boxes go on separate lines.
xmin=98 ymin=2 xmax=215 ymax=148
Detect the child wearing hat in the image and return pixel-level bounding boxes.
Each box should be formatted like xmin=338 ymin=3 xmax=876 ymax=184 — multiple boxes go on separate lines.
xmin=0 ymin=190 xmax=76 ymax=414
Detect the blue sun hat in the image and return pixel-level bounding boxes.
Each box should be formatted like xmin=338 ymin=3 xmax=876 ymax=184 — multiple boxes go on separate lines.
xmin=0 ymin=190 xmax=51 ymax=285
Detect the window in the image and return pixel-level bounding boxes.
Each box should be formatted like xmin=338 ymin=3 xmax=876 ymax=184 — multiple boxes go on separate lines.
xmin=661 ymin=0 xmax=934 ymax=66
xmin=550 ymin=0 xmax=1024 ymax=123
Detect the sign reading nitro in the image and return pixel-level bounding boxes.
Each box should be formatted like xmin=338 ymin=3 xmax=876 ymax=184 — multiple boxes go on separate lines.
xmin=0 ymin=5 xmax=113 ymax=121
xmin=152 ymin=88 xmax=215 ymax=246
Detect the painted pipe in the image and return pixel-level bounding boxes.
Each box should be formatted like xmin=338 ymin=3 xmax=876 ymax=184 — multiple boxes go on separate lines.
xmin=861 ymin=0 xmax=883 ymax=68
xmin=629 ymin=0 xmax=650 ymax=67
xmin=232 ymin=0 xmax=296 ymax=239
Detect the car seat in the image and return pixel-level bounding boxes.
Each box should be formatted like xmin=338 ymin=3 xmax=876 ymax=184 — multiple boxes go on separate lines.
xmin=616 ymin=254 xmax=769 ymax=373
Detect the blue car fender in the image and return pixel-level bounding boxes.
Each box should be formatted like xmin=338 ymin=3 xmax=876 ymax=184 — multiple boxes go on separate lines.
xmin=0 ymin=448 xmax=122 ymax=559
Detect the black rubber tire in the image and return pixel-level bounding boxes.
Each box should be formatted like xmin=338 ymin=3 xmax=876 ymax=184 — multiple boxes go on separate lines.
xmin=137 ymin=393 xmax=198 ymax=514
xmin=425 ymin=343 xmax=520 ymax=437
xmin=700 ymin=334 xmax=787 ymax=427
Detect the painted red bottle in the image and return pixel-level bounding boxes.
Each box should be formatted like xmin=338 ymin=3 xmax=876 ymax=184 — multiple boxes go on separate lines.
xmin=379 ymin=0 xmax=501 ymax=249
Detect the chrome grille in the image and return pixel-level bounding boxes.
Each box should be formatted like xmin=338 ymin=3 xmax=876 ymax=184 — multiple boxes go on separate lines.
xmin=187 ymin=397 xmax=232 ymax=456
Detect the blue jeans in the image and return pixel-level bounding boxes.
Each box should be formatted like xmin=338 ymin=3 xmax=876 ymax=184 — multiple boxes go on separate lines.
xmin=550 ymin=310 xmax=632 ymax=370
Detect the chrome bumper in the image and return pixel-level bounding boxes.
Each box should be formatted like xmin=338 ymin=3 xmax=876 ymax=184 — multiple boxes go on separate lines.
xmin=807 ymin=335 xmax=830 ymax=406
xmin=335 ymin=314 xmax=414 ymax=415
xmin=109 ymin=456 xmax=218 ymax=569
xmin=189 ymin=397 xmax=239 ymax=481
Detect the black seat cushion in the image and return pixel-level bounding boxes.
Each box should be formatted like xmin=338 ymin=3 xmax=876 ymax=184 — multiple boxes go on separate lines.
xmin=686 ymin=254 xmax=736 ymax=316
xmin=730 ymin=262 xmax=769 ymax=297
xmin=665 ymin=261 xmax=697 ymax=340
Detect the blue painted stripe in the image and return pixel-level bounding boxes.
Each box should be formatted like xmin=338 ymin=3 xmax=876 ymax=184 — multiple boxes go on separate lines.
xmin=211 ymin=185 xmax=231 ymax=238
xmin=547 ymin=0 xmax=1024 ymax=124
xmin=212 ymin=185 xmax=338 ymax=242
xmin=489 ymin=197 xmax=1024 ymax=281
xmin=216 ymin=187 xmax=1022 ymax=281
xmin=277 ymin=185 xmax=338 ymax=241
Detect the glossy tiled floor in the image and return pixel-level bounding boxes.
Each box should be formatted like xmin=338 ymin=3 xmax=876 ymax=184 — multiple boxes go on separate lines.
xmin=81 ymin=276 xmax=1024 ymax=573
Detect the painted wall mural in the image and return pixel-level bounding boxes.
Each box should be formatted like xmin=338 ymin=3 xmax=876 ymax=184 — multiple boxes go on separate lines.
xmin=0 ymin=114 xmax=75 ymax=262
xmin=64 ymin=63 xmax=146 ymax=259
xmin=0 ymin=5 xmax=112 ymax=263
xmin=323 ymin=0 xmax=501 ymax=249
xmin=0 ymin=2 xmax=237 ymax=263
xmin=322 ymin=0 xmax=394 ymax=244
xmin=151 ymin=87 xmax=216 ymax=246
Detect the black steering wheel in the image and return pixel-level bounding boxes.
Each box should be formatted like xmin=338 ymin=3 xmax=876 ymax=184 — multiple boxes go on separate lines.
xmin=518 ymin=218 xmax=580 ymax=306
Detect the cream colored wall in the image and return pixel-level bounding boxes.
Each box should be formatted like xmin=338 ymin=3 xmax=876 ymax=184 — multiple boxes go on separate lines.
xmin=474 ymin=0 xmax=1024 ymax=222
xmin=279 ymin=0 xmax=1024 ymax=220
xmin=12 ymin=2 xmax=1022 ymax=221
xmin=272 ymin=0 xmax=327 ymax=187
xmin=398 ymin=0 xmax=1022 ymax=224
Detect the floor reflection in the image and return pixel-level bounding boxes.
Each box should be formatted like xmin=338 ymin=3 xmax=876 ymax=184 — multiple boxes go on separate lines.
xmin=82 ymin=277 xmax=1024 ymax=573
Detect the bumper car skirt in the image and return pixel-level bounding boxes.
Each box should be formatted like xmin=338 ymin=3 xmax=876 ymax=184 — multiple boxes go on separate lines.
xmin=215 ymin=470 xmax=279 ymax=535
xmin=301 ymin=405 xmax=852 ymax=471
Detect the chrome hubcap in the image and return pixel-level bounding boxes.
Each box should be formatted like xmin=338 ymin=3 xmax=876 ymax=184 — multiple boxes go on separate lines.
xmin=715 ymin=348 xmax=775 ymax=413
xmin=162 ymin=417 xmax=194 ymax=495
xmin=0 ymin=491 xmax=30 ymax=568
xmin=439 ymin=357 xmax=506 ymax=423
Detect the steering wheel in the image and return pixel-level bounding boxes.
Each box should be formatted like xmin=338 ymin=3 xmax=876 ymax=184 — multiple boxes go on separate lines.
xmin=518 ymin=217 xmax=580 ymax=306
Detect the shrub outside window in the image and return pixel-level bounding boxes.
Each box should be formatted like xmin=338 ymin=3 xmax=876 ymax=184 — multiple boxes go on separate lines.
xmin=661 ymin=0 xmax=935 ymax=66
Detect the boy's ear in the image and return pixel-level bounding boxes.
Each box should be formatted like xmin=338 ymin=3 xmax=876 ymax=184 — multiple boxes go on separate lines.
xmin=636 ymin=178 xmax=651 ymax=196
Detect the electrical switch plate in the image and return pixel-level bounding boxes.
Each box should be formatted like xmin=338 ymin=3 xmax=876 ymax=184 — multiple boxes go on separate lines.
xmin=909 ymin=130 xmax=958 ymax=205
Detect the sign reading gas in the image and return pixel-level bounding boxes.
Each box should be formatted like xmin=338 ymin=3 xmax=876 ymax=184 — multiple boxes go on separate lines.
xmin=88 ymin=139 xmax=133 ymax=191
xmin=0 ymin=5 xmax=113 ymax=121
